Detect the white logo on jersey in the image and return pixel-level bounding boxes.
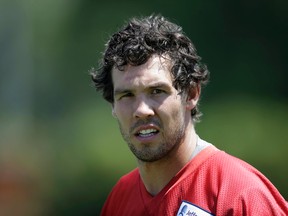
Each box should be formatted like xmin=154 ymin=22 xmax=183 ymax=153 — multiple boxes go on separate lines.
xmin=177 ymin=201 xmax=214 ymax=216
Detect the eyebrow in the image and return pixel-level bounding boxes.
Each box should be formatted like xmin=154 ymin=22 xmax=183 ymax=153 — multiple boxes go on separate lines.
xmin=114 ymin=82 xmax=171 ymax=96
xmin=114 ymin=89 xmax=132 ymax=97
xmin=148 ymin=82 xmax=171 ymax=90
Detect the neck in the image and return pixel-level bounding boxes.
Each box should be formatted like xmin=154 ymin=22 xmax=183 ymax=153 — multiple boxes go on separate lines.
xmin=138 ymin=123 xmax=197 ymax=196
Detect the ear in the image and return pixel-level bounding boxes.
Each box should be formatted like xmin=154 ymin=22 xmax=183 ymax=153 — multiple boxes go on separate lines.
xmin=186 ymin=85 xmax=201 ymax=111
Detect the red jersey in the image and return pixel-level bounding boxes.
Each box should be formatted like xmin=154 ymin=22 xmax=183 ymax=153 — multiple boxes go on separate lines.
xmin=101 ymin=144 xmax=288 ymax=215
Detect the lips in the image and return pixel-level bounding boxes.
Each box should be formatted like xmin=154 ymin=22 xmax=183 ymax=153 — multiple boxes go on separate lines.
xmin=137 ymin=128 xmax=158 ymax=137
xmin=131 ymin=118 xmax=161 ymax=140
xmin=133 ymin=124 xmax=160 ymax=139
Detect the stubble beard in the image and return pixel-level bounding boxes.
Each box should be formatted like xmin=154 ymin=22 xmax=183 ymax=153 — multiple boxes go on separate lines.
xmin=118 ymin=119 xmax=186 ymax=163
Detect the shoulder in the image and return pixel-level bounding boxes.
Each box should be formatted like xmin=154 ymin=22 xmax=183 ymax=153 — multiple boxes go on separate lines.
xmin=205 ymin=149 xmax=288 ymax=215
xmin=204 ymin=149 xmax=273 ymax=190
xmin=111 ymin=168 xmax=139 ymax=193
xmin=210 ymin=150 xmax=270 ymax=184
xmin=100 ymin=168 xmax=140 ymax=215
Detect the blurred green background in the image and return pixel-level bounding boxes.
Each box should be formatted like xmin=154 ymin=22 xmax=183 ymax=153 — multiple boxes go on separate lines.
xmin=0 ymin=0 xmax=287 ymax=215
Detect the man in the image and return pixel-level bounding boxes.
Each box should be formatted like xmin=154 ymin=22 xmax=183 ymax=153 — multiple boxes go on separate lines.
xmin=91 ymin=15 xmax=288 ymax=215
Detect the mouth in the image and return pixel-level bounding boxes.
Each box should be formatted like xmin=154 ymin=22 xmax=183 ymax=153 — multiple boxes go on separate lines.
xmin=136 ymin=128 xmax=159 ymax=138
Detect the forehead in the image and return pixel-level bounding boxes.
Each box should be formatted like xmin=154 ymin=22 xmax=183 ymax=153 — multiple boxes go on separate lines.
xmin=112 ymin=55 xmax=173 ymax=88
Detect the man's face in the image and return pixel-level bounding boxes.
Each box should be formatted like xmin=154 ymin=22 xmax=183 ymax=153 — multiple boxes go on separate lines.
xmin=112 ymin=55 xmax=192 ymax=162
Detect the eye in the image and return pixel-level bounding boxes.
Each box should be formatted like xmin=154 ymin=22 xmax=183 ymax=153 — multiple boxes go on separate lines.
xmin=151 ymin=89 xmax=164 ymax=95
xmin=120 ymin=92 xmax=134 ymax=99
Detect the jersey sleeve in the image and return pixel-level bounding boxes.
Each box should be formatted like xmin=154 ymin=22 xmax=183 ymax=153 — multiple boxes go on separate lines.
xmin=225 ymin=184 xmax=288 ymax=215
xmin=100 ymin=169 xmax=143 ymax=215
xmin=213 ymin=152 xmax=288 ymax=215
xmin=100 ymin=178 xmax=124 ymax=216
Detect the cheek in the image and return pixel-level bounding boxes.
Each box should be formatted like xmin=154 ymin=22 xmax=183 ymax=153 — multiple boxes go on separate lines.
xmin=157 ymin=106 xmax=182 ymax=128
xmin=159 ymin=97 xmax=185 ymax=116
xmin=114 ymin=103 xmax=131 ymax=121
xmin=167 ymin=101 xmax=187 ymax=124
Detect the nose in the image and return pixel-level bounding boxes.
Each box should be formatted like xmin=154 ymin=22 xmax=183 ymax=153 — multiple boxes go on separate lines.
xmin=133 ymin=96 xmax=155 ymax=119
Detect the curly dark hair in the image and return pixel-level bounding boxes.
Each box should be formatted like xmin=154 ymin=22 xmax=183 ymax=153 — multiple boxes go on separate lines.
xmin=91 ymin=14 xmax=209 ymax=122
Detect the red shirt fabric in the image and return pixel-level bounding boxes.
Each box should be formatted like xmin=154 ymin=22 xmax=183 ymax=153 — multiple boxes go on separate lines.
xmin=101 ymin=145 xmax=288 ymax=215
